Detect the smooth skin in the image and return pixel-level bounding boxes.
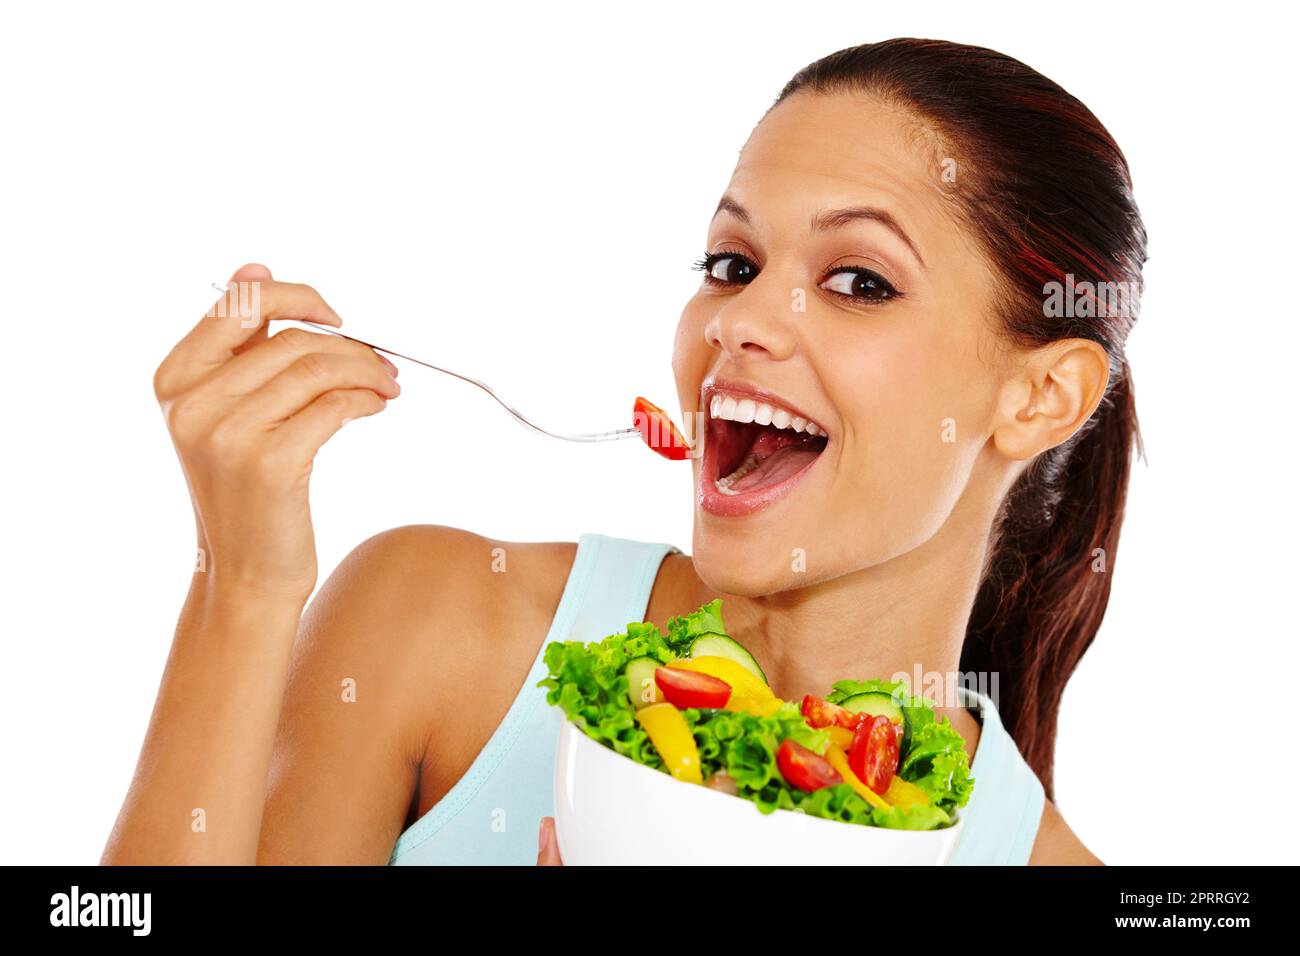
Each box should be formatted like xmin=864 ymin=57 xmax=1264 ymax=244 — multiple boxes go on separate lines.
xmin=105 ymin=90 xmax=1106 ymax=867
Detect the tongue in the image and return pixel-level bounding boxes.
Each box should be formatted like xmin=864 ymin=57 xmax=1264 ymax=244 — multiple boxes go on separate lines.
xmin=728 ymin=443 xmax=821 ymax=493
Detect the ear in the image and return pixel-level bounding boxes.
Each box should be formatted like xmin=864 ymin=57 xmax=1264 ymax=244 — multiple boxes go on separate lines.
xmin=992 ymin=339 xmax=1110 ymax=461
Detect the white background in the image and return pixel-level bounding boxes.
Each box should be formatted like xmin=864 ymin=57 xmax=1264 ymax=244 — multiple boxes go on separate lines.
xmin=2 ymin=1 xmax=1296 ymax=865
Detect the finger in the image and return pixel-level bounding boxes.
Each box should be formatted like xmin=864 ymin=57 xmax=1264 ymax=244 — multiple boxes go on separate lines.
xmin=197 ymin=326 xmax=397 ymax=398
xmin=230 ymin=351 xmax=400 ymax=426
xmin=156 ymin=274 xmax=345 ymax=398
xmin=536 ymin=817 xmax=563 ymax=866
xmin=274 ymin=388 xmax=390 ymax=460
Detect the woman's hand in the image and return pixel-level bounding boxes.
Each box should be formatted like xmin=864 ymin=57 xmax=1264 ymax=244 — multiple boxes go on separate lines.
xmin=153 ymin=263 xmax=400 ymax=601
xmin=537 ymin=817 xmax=564 ymax=865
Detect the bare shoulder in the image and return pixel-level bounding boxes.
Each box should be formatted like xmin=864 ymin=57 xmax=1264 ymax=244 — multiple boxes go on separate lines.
xmin=258 ymin=525 xmax=576 ymax=862
xmin=311 ymin=524 xmax=578 ymax=735
xmin=1029 ymin=799 xmax=1103 ymax=865
xmin=332 ymin=524 xmax=577 ymax=629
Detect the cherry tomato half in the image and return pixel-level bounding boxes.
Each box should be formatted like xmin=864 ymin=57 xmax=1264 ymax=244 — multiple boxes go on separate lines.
xmin=654 ymin=666 xmax=731 ymax=709
xmin=848 ymin=714 xmax=900 ymax=795
xmin=776 ymin=739 xmax=844 ymax=793
xmin=633 ymin=396 xmax=691 ymax=461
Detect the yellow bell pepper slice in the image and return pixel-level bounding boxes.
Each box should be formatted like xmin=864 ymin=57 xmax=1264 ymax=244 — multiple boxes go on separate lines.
xmin=668 ymin=656 xmax=769 ymax=697
xmin=825 ymin=745 xmax=891 ymax=810
xmin=635 ymin=702 xmax=703 ymax=784
xmin=884 ymin=775 xmax=931 ymax=810
xmin=826 ymin=726 xmax=855 ymax=750
xmin=667 ymin=656 xmax=783 ymax=716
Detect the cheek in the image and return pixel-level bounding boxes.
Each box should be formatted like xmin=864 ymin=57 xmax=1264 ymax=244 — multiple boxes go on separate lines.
xmin=831 ymin=328 xmax=991 ymax=545
xmin=671 ymin=297 xmax=712 ymax=410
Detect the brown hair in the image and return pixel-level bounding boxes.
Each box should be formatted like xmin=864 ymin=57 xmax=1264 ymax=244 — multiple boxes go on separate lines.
xmin=775 ymin=39 xmax=1148 ymax=797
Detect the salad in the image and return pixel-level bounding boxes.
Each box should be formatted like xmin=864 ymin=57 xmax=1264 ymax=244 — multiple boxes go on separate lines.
xmin=540 ymin=599 xmax=973 ymax=831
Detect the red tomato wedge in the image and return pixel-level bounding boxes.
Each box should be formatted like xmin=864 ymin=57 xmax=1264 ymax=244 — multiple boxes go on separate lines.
xmin=776 ymin=739 xmax=843 ymax=793
xmin=653 ymin=666 xmax=731 ymax=709
xmin=633 ymin=396 xmax=691 ymax=461
xmin=801 ymin=694 xmax=846 ymax=728
xmin=848 ymin=714 xmax=900 ymax=795
xmin=801 ymin=694 xmax=867 ymax=731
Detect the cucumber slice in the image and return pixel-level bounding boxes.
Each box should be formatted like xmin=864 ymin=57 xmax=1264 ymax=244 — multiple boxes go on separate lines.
xmin=626 ymin=656 xmax=661 ymax=708
xmin=687 ymin=633 xmax=768 ymax=685
xmin=840 ymin=691 xmax=912 ymax=756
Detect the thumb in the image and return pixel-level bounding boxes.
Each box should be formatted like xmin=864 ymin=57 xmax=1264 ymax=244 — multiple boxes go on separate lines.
xmin=224 ymin=263 xmax=275 ymax=354
xmin=228 ymin=262 xmax=273 ymax=284
xmin=536 ymin=817 xmax=563 ymax=866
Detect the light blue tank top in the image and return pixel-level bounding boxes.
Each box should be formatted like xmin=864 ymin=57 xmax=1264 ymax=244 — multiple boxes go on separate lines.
xmin=389 ymin=533 xmax=1045 ymax=865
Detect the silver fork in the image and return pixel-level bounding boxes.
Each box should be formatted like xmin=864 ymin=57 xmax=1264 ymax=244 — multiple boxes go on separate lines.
xmin=213 ymin=282 xmax=641 ymax=444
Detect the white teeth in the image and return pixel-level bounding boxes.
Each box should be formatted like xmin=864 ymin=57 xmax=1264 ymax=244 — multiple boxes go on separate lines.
xmin=707 ymin=393 xmax=827 ymax=438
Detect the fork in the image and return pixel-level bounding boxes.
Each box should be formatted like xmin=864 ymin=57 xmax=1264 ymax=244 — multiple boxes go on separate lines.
xmin=212 ymin=282 xmax=642 ymax=444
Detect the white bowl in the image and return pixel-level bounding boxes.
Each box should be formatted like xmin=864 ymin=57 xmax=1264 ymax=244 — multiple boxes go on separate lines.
xmin=553 ymin=719 xmax=963 ymax=865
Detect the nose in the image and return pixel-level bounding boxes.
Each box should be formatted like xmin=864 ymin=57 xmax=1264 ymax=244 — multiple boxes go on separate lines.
xmin=703 ymin=277 xmax=798 ymax=362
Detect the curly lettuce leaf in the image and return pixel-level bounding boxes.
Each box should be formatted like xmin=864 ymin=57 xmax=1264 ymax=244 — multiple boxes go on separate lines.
xmin=539 ymin=620 xmax=679 ymax=761
xmin=663 ymin=598 xmax=727 ymax=653
xmin=901 ymin=719 xmax=974 ymax=812
xmin=683 ymin=702 xmax=829 ymax=791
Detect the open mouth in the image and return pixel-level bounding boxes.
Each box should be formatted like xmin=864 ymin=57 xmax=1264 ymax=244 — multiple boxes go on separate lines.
xmin=700 ymin=386 xmax=829 ymax=516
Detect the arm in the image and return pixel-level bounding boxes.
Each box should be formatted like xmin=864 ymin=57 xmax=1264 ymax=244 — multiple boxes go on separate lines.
xmin=254 ymin=528 xmax=447 ymax=864
xmin=256 ymin=526 xmax=578 ymax=864
xmin=102 ymin=264 xmax=401 ymax=864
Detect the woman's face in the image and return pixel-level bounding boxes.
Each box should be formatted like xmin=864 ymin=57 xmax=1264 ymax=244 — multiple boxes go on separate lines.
xmin=673 ymin=91 xmax=1013 ymax=595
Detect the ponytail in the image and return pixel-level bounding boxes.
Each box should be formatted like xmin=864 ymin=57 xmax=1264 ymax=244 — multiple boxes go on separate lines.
xmin=962 ymin=365 xmax=1143 ymax=797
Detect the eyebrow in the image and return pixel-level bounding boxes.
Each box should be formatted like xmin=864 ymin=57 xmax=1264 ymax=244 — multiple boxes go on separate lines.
xmin=712 ymin=195 xmax=925 ymax=269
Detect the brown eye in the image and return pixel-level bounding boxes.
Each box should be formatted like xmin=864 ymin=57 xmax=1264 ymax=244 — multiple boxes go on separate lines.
xmin=695 ymin=252 xmax=759 ymax=286
xmin=820 ymin=266 xmax=900 ymax=303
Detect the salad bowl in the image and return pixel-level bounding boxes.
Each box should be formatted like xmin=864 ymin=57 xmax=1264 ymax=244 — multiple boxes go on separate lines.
xmin=553 ymin=718 xmax=964 ymax=865
xmin=543 ymin=599 xmax=973 ymax=865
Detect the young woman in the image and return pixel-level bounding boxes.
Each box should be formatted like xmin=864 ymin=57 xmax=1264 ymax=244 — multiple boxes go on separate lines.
xmin=104 ymin=39 xmax=1144 ymax=866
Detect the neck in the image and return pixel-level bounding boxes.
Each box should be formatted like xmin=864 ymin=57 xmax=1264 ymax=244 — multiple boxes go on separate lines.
xmin=694 ymin=490 xmax=1001 ymax=705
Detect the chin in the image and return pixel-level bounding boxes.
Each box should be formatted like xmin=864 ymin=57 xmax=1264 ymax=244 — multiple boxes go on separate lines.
xmin=688 ymin=518 xmax=811 ymax=598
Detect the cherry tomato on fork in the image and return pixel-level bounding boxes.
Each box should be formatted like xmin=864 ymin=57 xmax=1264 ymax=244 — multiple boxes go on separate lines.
xmin=776 ymin=739 xmax=843 ymax=793
xmin=633 ymin=396 xmax=691 ymax=460
xmin=654 ymin=667 xmax=731 ymax=709
xmin=849 ymin=715 xmax=900 ymax=795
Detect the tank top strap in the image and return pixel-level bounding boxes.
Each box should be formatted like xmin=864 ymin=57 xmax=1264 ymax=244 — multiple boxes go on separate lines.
xmin=545 ymin=533 xmax=682 ymax=649
xmin=945 ymin=686 xmax=1046 ymax=865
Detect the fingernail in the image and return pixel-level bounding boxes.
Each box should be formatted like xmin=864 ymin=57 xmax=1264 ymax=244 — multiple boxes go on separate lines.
xmin=379 ymin=355 xmax=399 ymax=376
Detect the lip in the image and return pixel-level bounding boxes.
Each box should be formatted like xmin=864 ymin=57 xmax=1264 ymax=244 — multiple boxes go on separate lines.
xmin=697 ymin=377 xmax=830 ymax=518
